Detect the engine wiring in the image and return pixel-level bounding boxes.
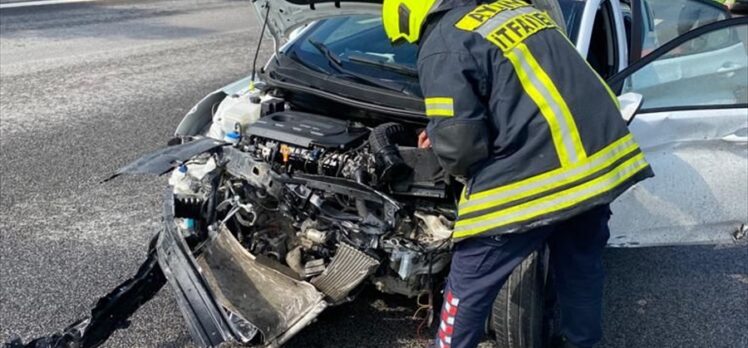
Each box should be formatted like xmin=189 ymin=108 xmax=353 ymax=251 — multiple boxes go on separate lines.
xmin=163 ymin=97 xmax=459 ymax=334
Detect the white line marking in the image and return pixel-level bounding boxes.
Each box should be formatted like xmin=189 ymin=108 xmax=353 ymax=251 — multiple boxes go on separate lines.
xmin=0 ymin=0 xmax=97 ymax=10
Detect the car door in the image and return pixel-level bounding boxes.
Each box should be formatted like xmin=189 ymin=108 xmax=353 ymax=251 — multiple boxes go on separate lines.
xmin=563 ymin=0 xmax=629 ymax=78
xmin=606 ymin=17 xmax=748 ymax=247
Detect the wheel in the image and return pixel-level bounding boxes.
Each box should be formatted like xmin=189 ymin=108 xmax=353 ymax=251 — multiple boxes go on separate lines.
xmin=491 ymin=249 xmax=551 ymax=348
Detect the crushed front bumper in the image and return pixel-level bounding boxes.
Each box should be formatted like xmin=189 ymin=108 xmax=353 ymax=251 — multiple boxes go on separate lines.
xmin=158 ymin=190 xmax=329 ymax=348
xmin=157 ymin=189 xmax=237 ymax=347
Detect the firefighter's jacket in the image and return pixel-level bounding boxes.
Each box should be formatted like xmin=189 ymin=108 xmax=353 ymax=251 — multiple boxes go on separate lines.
xmin=417 ymin=0 xmax=654 ymax=240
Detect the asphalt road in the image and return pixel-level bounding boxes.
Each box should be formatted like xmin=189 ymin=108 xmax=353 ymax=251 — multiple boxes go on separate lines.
xmin=0 ymin=1 xmax=746 ymax=347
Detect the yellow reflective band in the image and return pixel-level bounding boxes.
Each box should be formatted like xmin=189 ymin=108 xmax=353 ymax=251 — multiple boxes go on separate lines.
xmin=485 ymin=12 xmax=556 ymax=53
xmin=465 ymin=133 xmax=633 ymax=201
xmin=453 ymin=153 xmax=649 ymax=238
xmin=455 ymin=0 xmax=530 ymax=32
xmin=459 ymin=134 xmax=639 ymax=215
xmin=425 ymin=97 xmax=454 ymax=105
xmin=598 ymin=71 xmax=621 ymax=108
xmin=425 ymin=109 xmax=455 ymax=117
xmin=425 ymin=97 xmax=455 ymax=117
xmin=506 ymin=43 xmax=587 ymax=167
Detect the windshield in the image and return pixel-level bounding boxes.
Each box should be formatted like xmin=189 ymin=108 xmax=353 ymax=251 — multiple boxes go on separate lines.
xmin=285 ymin=8 xmax=581 ymax=98
xmin=288 ymin=15 xmax=422 ymax=96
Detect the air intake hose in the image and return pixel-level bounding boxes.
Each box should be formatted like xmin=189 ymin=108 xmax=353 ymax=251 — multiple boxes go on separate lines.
xmin=368 ymin=123 xmax=414 ymax=181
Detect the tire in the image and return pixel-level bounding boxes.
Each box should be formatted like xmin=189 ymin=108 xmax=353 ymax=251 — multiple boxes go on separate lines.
xmin=491 ymin=249 xmax=550 ymax=348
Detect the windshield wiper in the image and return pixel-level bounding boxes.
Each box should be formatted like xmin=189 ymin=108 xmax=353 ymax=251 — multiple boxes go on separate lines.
xmin=307 ymin=39 xmax=409 ymax=94
xmin=347 ymin=53 xmax=418 ymax=77
xmin=308 ymin=39 xmax=342 ymax=66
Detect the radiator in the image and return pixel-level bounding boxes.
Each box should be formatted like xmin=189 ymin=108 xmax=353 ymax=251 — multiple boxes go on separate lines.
xmin=311 ymin=243 xmax=380 ymax=302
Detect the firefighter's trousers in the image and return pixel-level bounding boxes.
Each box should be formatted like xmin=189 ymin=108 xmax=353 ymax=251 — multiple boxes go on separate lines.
xmin=435 ymin=205 xmax=612 ymax=348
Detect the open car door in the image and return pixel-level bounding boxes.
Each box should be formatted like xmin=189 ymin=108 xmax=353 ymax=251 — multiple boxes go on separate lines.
xmin=606 ymin=17 xmax=748 ymax=247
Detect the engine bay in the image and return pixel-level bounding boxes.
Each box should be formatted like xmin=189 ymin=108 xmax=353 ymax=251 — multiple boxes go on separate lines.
xmin=10 ymin=84 xmax=463 ymax=348
xmin=170 ymin=88 xmax=458 ymax=308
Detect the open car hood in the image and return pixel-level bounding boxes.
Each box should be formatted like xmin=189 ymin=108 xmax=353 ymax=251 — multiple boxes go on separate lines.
xmin=251 ymin=0 xmax=567 ymax=42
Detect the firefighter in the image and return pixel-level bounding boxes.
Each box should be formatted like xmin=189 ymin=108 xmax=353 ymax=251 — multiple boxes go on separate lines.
xmin=381 ymin=1 xmax=654 ymax=347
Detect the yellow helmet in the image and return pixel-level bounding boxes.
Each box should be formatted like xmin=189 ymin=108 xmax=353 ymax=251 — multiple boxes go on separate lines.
xmin=382 ymin=0 xmax=440 ymax=44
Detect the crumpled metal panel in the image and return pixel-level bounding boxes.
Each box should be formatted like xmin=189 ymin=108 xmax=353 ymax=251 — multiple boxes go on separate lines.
xmin=196 ymin=225 xmax=325 ymax=343
xmin=609 ymin=108 xmax=748 ymax=247
xmin=158 ymin=223 xmax=234 ymax=347
xmin=157 ymin=189 xmax=236 ymax=347
xmin=104 ymin=138 xmax=225 ymax=182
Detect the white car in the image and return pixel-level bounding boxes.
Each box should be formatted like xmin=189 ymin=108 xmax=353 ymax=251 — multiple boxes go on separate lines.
xmin=17 ymin=1 xmax=746 ymax=348
xmin=163 ymin=0 xmax=747 ymax=346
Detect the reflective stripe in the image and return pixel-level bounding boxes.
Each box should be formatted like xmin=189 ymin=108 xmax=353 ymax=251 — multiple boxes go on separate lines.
xmin=484 ymin=11 xmax=557 ymax=53
xmin=474 ymin=7 xmax=536 ymax=38
xmin=459 ymin=134 xmax=638 ymax=214
xmin=506 ymin=43 xmax=586 ymax=166
xmin=454 ymin=153 xmax=649 ymax=238
xmin=454 ymin=0 xmax=530 ymax=32
xmin=463 ymin=8 xmax=583 ymax=167
xmin=426 ymin=97 xmax=454 ymax=105
xmin=588 ymin=61 xmax=621 ymax=108
xmin=425 ymin=108 xmax=454 ymax=117
xmin=425 ymin=97 xmax=455 ymax=117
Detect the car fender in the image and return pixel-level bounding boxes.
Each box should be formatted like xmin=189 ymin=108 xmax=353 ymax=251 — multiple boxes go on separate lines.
xmin=175 ymin=76 xmax=255 ymax=137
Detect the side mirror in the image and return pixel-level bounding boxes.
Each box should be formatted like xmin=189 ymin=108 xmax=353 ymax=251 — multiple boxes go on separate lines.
xmin=618 ymin=92 xmax=644 ymax=125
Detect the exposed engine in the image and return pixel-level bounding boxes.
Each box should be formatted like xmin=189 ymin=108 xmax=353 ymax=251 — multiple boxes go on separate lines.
xmin=247 ymin=111 xmax=371 ymax=178
xmin=8 ymin=88 xmax=462 ymax=348
xmin=169 ymin=91 xmax=456 ymax=305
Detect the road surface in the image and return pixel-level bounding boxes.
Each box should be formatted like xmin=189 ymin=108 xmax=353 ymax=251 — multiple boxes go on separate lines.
xmin=1 ymin=1 xmax=746 ymax=347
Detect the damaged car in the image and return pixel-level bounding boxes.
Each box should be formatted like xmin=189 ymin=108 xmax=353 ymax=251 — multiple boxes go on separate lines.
xmin=9 ymin=0 xmax=746 ymax=347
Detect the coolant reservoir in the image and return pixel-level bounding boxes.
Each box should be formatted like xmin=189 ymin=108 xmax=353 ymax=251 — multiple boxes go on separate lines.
xmin=207 ymin=89 xmax=263 ymax=139
xmin=168 ymin=158 xmax=217 ymax=196
xmin=169 ymin=164 xmax=195 ymax=196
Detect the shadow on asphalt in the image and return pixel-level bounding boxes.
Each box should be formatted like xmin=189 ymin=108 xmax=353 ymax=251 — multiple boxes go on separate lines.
xmin=285 ymin=244 xmax=747 ymax=347
xmin=285 ymin=286 xmax=434 ymax=348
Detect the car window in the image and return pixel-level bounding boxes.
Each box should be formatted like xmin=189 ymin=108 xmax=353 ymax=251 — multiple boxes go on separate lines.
xmin=587 ymin=0 xmax=620 ymax=78
xmin=558 ymin=0 xmax=622 ymax=78
xmin=622 ymin=3 xmax=633 ymax=53
xmin=635 ymin=0 xmax=729 ymax=58
xmin=618 ymin=21 xmax=747 ymax=110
